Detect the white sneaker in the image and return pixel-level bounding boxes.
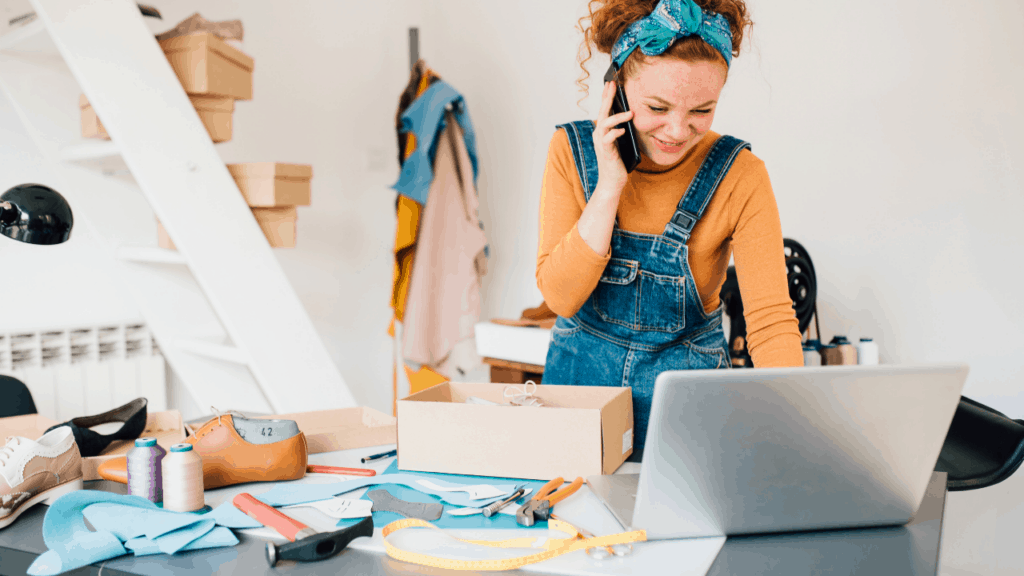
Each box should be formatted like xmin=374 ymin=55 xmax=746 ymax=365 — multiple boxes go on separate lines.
xmin=0 ymin=426 xmax=83 ymax=529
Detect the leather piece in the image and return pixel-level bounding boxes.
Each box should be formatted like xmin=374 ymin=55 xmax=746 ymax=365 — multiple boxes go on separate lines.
xmin=367 ymin=489 xmax=443 ymax=521
xmin=97 ymin=414 xmax=307 ymax=489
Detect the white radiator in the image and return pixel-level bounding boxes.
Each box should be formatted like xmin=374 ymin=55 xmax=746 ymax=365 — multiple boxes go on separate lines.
xmin=0 ymin=323 xmax=166 ymax=421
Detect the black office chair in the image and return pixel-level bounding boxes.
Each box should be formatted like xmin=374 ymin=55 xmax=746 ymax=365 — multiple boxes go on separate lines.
xmin=0 ymin=375 xmax=37 ymax=417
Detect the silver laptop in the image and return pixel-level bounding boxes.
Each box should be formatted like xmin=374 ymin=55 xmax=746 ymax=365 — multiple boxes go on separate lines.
xmin=588 ymin=363 xmax=968 ymax=539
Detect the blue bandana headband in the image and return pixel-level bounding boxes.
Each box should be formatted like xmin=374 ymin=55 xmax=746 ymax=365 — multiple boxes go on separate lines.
xmin=610 ymin=0 xmax=734 ymax=69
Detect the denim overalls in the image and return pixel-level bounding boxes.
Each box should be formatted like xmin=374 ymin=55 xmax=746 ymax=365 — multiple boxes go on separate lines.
xmin=543 ymin=121 xmax=751 ymax=460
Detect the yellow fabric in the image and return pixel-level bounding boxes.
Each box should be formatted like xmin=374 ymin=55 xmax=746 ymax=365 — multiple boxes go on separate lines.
xmin=381 ymin=517 xmax=647 ymax=571
xmin=390 ymin=71 xmax=435 ymax=325
xmin=403 ymin=364 xmax=449 ymax=395
xmin=391 ymin=195 xmax=422 ymax=322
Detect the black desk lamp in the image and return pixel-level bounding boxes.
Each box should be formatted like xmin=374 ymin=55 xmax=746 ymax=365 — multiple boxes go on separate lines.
xmin=0 ymin=184 xmax=73 ymax=245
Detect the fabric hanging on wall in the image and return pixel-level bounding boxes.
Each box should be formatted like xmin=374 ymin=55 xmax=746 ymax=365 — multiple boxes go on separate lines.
xmin=401 ymin=117 xmax=487 ymax=369
xmin=389 ymin=62 xmax=488 ymax=397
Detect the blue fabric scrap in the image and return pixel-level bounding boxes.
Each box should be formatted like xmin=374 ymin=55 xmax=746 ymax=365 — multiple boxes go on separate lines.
xmin=255 ymin=472 xmax=517 ymax=509
xmin=338 ymin=462 xmax=552 ymax=531
xmin=392 ymin=80 xmax=478 ymax=205
xmin=27 ymin=491 xmax=240 ymax=576
xmin=125 ymin=527 xmax=239 ymax=556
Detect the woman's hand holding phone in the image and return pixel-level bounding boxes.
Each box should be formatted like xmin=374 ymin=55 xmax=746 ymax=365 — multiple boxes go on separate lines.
xmin=593 ymin=80 xmax=634 ymax=196
xmin=576 ymin=81 xmax=635 ymax=258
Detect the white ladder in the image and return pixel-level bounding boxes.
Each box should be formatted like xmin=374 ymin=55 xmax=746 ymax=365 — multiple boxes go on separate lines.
xmin=0 ymin=0 xmax=356 ymax=414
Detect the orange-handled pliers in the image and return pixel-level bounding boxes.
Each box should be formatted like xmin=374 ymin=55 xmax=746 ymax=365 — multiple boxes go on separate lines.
xmin=515 ymin=476 xmax=584 ymax=527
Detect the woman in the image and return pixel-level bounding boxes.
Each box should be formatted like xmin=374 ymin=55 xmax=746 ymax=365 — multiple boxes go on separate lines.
xmin=537 ymin=0 xmax=803 ymax=459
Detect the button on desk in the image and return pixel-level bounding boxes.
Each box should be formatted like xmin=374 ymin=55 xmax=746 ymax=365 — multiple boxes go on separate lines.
xmin=0 ymin=445 xmax=947 ymax=576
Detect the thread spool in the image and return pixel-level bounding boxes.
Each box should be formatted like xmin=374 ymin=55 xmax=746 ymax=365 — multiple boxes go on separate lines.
xmin=803 ymin=345 xmax=821 ymax=367
xmin=127 ymin=437 xmax=165 ymax=503
xmin=162 ymin=443 xmax=205 ymax=512
xmin=829 ymin=335 xmax=858 ymax=365
xmin=820 ymin=344 xmax=841 ymax=366
xmin=857 ymin=338 xmax=879 ymax=365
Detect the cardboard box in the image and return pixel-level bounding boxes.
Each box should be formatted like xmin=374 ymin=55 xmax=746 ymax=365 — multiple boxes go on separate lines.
xmin=260 ymin=407 xmax=396 ymax=454
xmin=227 ymin=163 xmax=313 ymax=207
xmin=252 ymin=206 xmax=297 ymax=248
xmin=0 ymin=410 xmax=187 ymax=482
xmin=160 ymin=32 xmax=254 ymax=100
xmin=157 ymin=207 xmax=297 ymax=250
xmin=80 ymin=94 xmax=235 ymax=143
xmin=397 ymin=382 xmax=633 ymax=480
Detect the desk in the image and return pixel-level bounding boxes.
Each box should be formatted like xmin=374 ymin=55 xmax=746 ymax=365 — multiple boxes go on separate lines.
xmin=0 ymin=445 xmax=947 ymax=576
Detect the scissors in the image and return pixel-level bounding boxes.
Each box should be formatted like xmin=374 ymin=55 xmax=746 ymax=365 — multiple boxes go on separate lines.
xmin=549 ymin=514 xmax=633 ymax=559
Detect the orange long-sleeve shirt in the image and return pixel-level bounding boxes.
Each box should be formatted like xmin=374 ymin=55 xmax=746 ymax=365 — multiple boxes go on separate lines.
xmin=536 ymin=127 xmax=803 ymax=368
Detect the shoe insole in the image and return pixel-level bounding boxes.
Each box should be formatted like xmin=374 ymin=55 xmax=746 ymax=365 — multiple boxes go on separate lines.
xmin=232 ymin=417 xmax=299 ymax=445
xmin=89 ymin=422 xmax=127 ymax=435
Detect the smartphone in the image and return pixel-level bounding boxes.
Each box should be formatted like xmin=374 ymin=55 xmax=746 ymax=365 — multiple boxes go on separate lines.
xmin=604 ymin=63 xmax=641 ymax=173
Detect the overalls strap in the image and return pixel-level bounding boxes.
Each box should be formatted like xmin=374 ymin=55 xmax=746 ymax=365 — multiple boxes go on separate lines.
xmin=663 ymin=135 xmax=750 ymax=243
xmin=556 ymin=121 xmax=600 ymax=200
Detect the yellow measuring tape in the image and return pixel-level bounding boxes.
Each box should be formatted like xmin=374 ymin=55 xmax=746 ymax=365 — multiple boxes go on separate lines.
xmin=381 ymin=518 xmax=647 ymax=571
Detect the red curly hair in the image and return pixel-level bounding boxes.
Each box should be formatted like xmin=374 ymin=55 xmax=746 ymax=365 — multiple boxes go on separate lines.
xmin=576 ymin=0 xmax=753 ymax=98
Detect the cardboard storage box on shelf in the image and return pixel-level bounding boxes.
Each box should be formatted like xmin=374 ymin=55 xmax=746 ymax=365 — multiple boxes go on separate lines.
xmin=253 ymin=206 xmax=297 ymax=248
xmin=159 ymin=32 xmax=254 ymax=100
xmin=80 ymin=94 xmax=235 ymax=143
xmin=0 ymin=410 xmax=186 ymax=482
xmin=397 ymin=382 xmax=633 ymax=480
xmin=157 ymin=207 xmax=296 ymax=249
xmin=227 ymin=163 xmax=313 ymax=207
xmin=259 ymin=407 xmax=396 ymax=454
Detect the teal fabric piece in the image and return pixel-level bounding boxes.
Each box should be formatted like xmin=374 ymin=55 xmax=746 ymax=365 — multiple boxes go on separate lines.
xmin=124 ymin=527 xmax=239 ymax=556
xmin=27 ymin=490 xmax=240 ymax=576
xmin=611 ymin=0 xmax=734 ymax=68
xmin=82 ymin=504 xmax=216 ymax=553
xmin=256 ymin=472 xmax=517 ymax=509
xmin=28 ymin=491 xmax=153 ymax=575
xmin=202 ymin=501 xmax=264 ymax=529
xmin=337 ymin=462 xmax=552 ymax=531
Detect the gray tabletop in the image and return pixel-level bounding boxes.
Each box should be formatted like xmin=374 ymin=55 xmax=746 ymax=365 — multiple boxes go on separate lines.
xmin=0 ymin=474 xmax=946 ymax=576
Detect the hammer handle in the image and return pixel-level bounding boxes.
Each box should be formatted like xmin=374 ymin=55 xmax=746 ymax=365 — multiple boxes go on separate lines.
xmin=233 ymin=492 xmax=315 ymax=542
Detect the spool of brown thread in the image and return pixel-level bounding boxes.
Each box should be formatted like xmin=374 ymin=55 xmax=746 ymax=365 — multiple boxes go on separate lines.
xmin=820 ymin=344 xmax=842 ymax=366
xmin=830 ymin=336 xmax=859 ymax=365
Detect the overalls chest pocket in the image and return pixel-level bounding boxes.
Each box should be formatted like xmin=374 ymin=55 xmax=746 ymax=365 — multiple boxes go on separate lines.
xmin=592 ymin=258 xmax=686 ymax=333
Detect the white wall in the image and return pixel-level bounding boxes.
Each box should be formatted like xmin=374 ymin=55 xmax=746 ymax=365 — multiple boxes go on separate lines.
xmin=0 ymin=91 xmax=142 ymax=331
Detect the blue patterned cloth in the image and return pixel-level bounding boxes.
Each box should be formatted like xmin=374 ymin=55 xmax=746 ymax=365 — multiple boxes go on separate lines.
xmin=611 ymin=0 xmax=734 ymax=68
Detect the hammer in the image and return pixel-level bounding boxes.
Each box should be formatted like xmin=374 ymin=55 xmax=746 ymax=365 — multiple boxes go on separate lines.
xmin=233 ymin=493 xmax=374 ymax=566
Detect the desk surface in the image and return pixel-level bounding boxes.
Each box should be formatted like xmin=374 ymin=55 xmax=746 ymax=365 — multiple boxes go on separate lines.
xmin=0 ymin=445 xmax=947 ymax=576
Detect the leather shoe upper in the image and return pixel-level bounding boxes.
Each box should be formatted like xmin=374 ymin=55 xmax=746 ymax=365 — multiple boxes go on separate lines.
xmin=98 ymin=414 xmax=307 ymax=489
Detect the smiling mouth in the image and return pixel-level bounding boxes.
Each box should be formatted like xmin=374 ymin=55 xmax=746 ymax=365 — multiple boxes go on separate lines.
xmin=654 ymin=137 xmax=685 ymax=147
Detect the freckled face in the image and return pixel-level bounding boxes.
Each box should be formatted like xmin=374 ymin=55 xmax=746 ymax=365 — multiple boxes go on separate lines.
xmin=622 ymin=58 xmax=727 ymax=167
